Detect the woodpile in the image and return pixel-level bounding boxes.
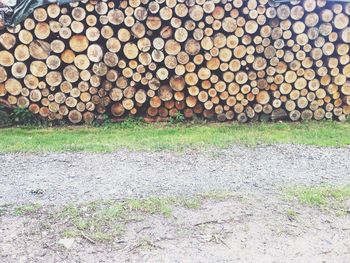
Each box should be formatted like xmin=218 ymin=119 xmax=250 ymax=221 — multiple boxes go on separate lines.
xmin=0 ymin=0 xmax=350 ymax=123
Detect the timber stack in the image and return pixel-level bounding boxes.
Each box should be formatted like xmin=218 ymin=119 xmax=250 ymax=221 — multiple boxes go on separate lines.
xmin=0 ymin=0 xmax=350 ymax=124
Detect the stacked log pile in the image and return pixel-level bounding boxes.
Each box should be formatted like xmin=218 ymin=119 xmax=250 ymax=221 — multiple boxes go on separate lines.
xmin=0 ymin=0 xmax=350 ymax=123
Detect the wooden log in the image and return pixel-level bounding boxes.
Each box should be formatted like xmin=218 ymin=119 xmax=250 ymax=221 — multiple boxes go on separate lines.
xmin=108 ymin=9 xmax=124 ymax=25
xmin=34 ymin=23 xmax=50 ymax=39
xmin=0 ymin=51 xmax=14 ymax=67
xmin=30 ymin=61 xmax=47 ymax=77
xmin=0 ymin=33 xmax=16 ymax=50
xmin=185 ymin=39 xmax=200 ymax=56
xmin=47 ymin=4 xmax=60 ymax=19
xmin=13 ymin=45 xmax=29 ymax=62
xmin=158 ymin=85 xmax=173 ymax=101
xmin=334 ymin=14 xmax=349 ymax=30
xmin=68 ymin=110 xmax=82 ymax=124
xmin=63 ymin=65 xmax=79 ymax=83
xmin=11 ymin=62 xmax=27 ymax=79
xmin=69 ymin=35 xmax=89 ymax=52
xmin=0 ymin=67 xmax=7 ymax=84
xmin=5 ymin=79 xmax=22 ymax=96
xmin=29 ymin=40 xmax=51 ymax=60
xmin=46 ymin=71 xmax=62 ymax=87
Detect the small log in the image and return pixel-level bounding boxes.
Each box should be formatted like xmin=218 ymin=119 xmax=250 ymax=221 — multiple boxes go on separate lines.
xmin=5 ymin=79 xmax=22 ymax=96
xmin=0 ymin=33 xmax=16 ymax=50
xmin=87 ymin=44 xmax=103 ymax=62
xmin=46 ymin=71 xmax=62 ymax=87
xmin=11 ymin=62 xmax=27 ymax=79
xmin=0 ymin=51 xmax=14 ymax=67
xmin=30 ymin=61 xmax=47 ymax=77
xmin=68 ymin=110 xmax=82 ymax=124
xmin=29 ymin=40 xmax=51 ymax=60
xmin=69 ymin=35 xmax=89 ymax=52
xmin=63 ymin=65 xmax=79 ymax=83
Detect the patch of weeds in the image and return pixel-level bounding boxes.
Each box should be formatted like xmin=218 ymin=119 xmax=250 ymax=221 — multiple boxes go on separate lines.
xmin=286 ymin=209 xmax=297 ymax=220
xmin=118 ymin=116 xmax=145 ymax=129
xmin=200 ymin=189 xmax=235 ymax=201
xmin=169 ymin=111 xmax=185 ymax=124
xmin=59 ymin=204 xmax=114 ymax=241
xmin=0 ymin=107 xmax=10 ymax=126
xmin=49 ymin=119 xmax=68 ymax=126
xmin=75 ymin=218 xmax=89 ymax=231
xmin=14 ymin=203 xmax=41 ymax=216
xmin=0 ymin=204 xmax=12 ymax=216
xmin=98 ymin=203 xmax=126 ymax=220
xmin=92 ymin=114 xmax=113 ymax=128
xmin=114 ymin=224 xmax=125 ymax=236
xmin=286 ymin=185 xmax=350 ymax=214
xmin=89 ymin=231 xmax=113 ymax=241
xmin=58 ymin=197 xmax=174 ymax=242
xmin=60 ymin=204 xmax=80 ymax=219
xmin=125 ymin=197 xmax=173 ymax=217
xmin=93 ymin=116 xmax=146 ymax=129
xmin=190 ymin=114 xmax=207 ymax=125
xmin=287 ymin=185 xmax=350 ymax=206
xmin=182 ymin=198 xmax=201 ymax=209
xmin=10 ymin=108 xmax=43 ymax=126
xmin=0 ymin=207 xmax=5 ymax=216
xmin=63 ymin=228 xmax=80 ymax=238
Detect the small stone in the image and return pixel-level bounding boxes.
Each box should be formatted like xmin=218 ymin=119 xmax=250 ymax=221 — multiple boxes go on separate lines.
xmin=30 ymin=189 xmax=44 ymax=195
xmin=58 ymin=238 xmax=75 ymax=249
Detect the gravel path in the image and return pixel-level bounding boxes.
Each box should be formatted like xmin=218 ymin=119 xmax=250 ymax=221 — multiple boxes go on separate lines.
xmin=1 ymin=144 xmax=349 ymax=204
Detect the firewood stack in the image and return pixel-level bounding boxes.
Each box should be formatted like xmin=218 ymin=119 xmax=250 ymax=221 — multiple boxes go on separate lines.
xmin=0 ymin=0 xmax=350 ymax=124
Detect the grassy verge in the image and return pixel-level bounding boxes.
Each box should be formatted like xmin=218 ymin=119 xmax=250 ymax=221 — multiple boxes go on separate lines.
xmin=0 ymin=121 xmax=349 ymax=152
xmin=286 ymin=185 xmax=350 ymax=215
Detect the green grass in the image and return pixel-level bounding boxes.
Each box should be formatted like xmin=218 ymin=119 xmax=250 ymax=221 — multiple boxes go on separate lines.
xmin=124 ymin=197 xmax=173 ymax=217
xmin=58 ymin=197 xmax=176 ymax=241
xmin=13 ymin=203 xmax=42 ymax=216
xmin=286 ymin=209 xmax=298 ymax=220
xmin=286 ymin=185 xmax=350 ymax=207
xmin=55 ymin=191 xmax=238 ymax=242
xmin=182 ymin=198 xmax=201 ymax=209
xmin=199 ymin=189 xmax=236 ymax=201
xmin=57 ymin=193 xmax=231 ymax=242
xmin=0 ymin=121 xmax=349 ymax=152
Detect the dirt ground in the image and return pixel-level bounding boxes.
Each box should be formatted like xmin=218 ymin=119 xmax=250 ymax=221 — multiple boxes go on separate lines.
xmin=1 ymin=145 xmax=350 ymax=262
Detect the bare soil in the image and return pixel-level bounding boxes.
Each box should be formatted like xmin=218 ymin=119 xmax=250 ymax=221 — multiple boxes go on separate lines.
xmin=1 ymin=145 xmax=350 ymax=262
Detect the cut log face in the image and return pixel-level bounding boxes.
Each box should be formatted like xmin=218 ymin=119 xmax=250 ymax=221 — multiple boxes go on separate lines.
xmin=29 ymin=40 xmax=51 ymax=60
xmin=0 ymin=33 xmax=16 ymax=50
xmin=69 ymin=35 xmax=89 ymax=52
xmin=5 ymin=79 xmax=22 ymax=96
xmin=0 ymin=0 xmax=350 ymax=123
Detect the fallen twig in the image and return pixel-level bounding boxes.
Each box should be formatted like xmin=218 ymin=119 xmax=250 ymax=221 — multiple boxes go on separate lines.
xmin=81 ymin=232 xmax=96 ymax=244
xmin=136 ymin=226 xmax=151 ymax=234
xmin=194 ymin=220 xmax=219 ymax=226
xmin=218 ymin=237 xmax=230 ymax=249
